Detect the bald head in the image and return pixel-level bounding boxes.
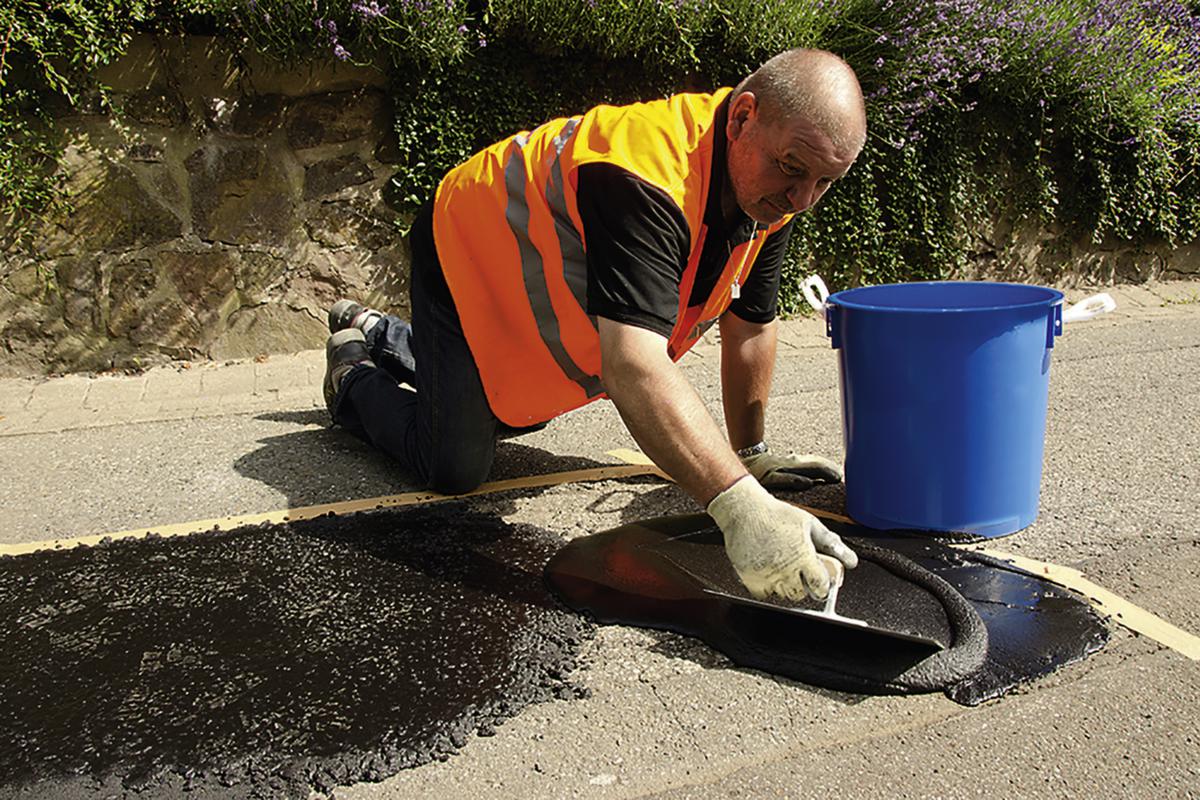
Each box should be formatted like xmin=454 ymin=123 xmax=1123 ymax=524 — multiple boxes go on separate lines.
xmin=734 ymin=49 xmax=867 ymax=159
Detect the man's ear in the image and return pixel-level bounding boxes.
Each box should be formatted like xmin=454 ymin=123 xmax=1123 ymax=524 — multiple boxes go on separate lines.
xmin=727 ymin=91 xmax=757 ymax=141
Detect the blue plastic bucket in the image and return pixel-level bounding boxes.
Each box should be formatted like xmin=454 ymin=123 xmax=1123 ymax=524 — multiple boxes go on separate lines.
xmin=825 ymin=281 xmax=1065 ymax=537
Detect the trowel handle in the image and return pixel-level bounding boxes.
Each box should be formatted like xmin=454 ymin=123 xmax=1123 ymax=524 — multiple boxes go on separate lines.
xmin=818 ymin=554 xmax=845 ymax=615
xmin=818 ymin=554 xmax=845 ymax=589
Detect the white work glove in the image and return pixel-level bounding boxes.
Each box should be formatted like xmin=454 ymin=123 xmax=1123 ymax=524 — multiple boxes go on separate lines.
xmin=740 ymin=445 xmax=843 ymax=491
xmin=708 ymin=475 xmax=857 ymax=602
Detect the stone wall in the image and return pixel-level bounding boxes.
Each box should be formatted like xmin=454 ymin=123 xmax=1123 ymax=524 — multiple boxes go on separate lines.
xmin=0 ymin=35 xmax=409 ymax=377
xmin=962 ymin=213 xmax=1200 ymax=287
xmin=1 ymin=35 xmax=1197 ymax=377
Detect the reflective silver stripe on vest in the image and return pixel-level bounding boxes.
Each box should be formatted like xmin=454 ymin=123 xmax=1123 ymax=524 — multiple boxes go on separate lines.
xmin=544 ymin=118 xmax=594 ymax=326
xmin=504 ymin=130 xmax=604 ymax=399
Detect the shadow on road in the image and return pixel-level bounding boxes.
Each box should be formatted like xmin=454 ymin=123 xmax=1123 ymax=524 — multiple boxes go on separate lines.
xmin=235 ymin=411 xmax=640 ymax=516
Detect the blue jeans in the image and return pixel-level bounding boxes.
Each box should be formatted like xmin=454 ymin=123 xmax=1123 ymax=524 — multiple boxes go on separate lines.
xmin=331 ymin=206 xmax=500 ymax=494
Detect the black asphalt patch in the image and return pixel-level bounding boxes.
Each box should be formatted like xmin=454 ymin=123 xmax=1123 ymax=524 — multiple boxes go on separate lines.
xmin=546 ymin=513 xmax=1108 ymax=705
xmin=0 ymin=506 xmax=592 ymax=799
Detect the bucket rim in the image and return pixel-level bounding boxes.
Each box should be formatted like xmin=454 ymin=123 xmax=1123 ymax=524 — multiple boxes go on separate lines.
xmin=828 ymin=281 xmax=1065 ymax=314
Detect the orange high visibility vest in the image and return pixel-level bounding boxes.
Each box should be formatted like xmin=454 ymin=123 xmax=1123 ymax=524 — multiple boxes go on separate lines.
xmin=432 ymin=89 xmax=792 ymax=426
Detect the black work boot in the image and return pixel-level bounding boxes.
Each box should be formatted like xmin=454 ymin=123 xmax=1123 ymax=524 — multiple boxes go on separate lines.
xmin=328 ymin=299 xmax=383 ymax=334
xmin=323 ymin=329 xmax=375 ymax=418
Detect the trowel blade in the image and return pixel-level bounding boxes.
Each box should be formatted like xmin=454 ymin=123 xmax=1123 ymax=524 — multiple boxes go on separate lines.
xmin=701 ymin=587 xmax=946 ymax=650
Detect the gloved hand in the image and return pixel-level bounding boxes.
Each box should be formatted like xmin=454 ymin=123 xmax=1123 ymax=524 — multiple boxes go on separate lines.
xmin=741 ymin=446 xmax=843 ymax=491
xmin=708 ymin=475 xmax=857 ymax=601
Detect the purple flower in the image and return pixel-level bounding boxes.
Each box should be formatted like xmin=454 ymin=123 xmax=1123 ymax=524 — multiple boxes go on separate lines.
xmin=351 ymin=0 xmax=390 ymax=19
xmin=333 ymin=44 xmax=350 ymax=60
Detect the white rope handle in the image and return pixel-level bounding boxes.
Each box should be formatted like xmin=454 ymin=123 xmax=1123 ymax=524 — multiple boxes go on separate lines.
xmin=801 ymin=274 xmax=830 ymax=314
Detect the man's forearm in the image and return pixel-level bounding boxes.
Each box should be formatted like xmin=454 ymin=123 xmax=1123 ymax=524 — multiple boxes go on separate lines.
xmin=599 ymin=319 xmax=746 ymax=506
xmin=720 ymin=315 xmax=778 ymax=451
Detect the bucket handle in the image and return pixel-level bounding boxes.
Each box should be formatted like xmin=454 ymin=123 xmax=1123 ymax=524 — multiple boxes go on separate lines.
xmin=801 ymin=274 xmax=830 ymax=315
xmin=803 ymin=275 xmax=843 ymax=348
xmin=1063 ymin=292 xmax=1117 ymax=323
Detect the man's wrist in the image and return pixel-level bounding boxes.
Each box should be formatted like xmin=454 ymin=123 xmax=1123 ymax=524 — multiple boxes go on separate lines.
xmin=735 ymin=441 xmax=768 ymax=459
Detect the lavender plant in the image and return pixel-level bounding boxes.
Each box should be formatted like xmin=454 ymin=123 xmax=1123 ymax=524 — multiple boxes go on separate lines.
xmin=776 ymin=0 xmax=1200 ymax=292
xmin=2 ymin=0 xmax=1198 ymax=291
xmin=485 ymin=0 xmax=723 ymax=68
xmin=216 ymin=0 xmax=469 ymax=68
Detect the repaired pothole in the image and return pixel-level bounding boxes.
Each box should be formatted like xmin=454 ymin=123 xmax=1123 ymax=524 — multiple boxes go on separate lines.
xmin=0 ymin=505 xmax=592 ymax=799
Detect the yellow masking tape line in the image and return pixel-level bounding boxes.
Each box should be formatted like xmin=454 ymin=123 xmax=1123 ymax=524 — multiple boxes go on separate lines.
xmin=972 ymin=547 xmax=1200 ymax=662
xmin=606 ymin=448 xmax=655 ymax=466
xmin=0 ymin=463 xmax=666 ymax=557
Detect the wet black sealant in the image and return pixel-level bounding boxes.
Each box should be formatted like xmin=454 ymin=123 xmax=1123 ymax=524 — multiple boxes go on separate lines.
xmin=0 ymin=505 xmax=591 ymax=799
xmin=545 ymin=513 xmax=1109 ymax=705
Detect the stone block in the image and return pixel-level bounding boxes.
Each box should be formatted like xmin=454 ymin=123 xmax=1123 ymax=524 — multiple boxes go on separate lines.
xmin=38 ymin=260 xmax=100 ymax=333
xmin=285 ymin=89 xmax=385 ymax=150
xmin=159 ymin=250 xmax=238 ymax=324
xmin=106 ymin=260 xmax=162 ymax=339
xmin=225 ymin=94 xmax=288 ymax=138
xmin=209 ymin=303 xmax=327 ymax=361
xmin=49 ymin=163 xmax=183 ymax=255
xmin=374 ymin=131 xmax=403 ymax=165
xmin=185 ymin=144 xmax=264 ymax=187
xmin=122 ymin=88 xmax=190 ymax=127
xmin=128 ymin=301 xmax=206 ymax=349
xmin=54 ymin=257 xmax=97 ymax=294
xmin=234 ymin=251 xmax=288 ymax=302
xmin=108 ymin=160 xmax=181 ymax=224
xmin=185 ymin=144 xmax=297 ymax=246
xmin=0 ymin=333 xmax=51 ymax=378
xmin=304 ymin=200 xmax=397 ymax=251
xmin=63 ymin=294 xmax=99 ymax=329
xmin=126 ymin=143 xmax=165 ymax=162
xmin=6 ymin=263 xmax=51 ymax=298
xmin=303 ymin=155 xmax=374 ymax=200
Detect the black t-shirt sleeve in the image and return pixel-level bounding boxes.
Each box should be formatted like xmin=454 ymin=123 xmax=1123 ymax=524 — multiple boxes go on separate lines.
xmin=576 ymin=163 xmax=691 ymax=338
xmin=728 ymin=218 xmax=793 ymax=324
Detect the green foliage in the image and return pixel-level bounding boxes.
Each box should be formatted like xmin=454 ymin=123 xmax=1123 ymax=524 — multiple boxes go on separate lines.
xmin=386 ymin=46 xmax=680 ymax=215
xmin=200 ymin=0 xmax=470 ymax=69
xmin=0 ymin=0 xmax=150 ymax=226
xmin=487 ymin=0 xmax=715 ymax=68
xmin=3 ymin=0 xmax=1199 ymax=301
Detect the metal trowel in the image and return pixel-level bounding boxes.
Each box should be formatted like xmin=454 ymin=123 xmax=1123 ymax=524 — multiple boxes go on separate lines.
xmin=702 ymin=555 xmax=945 ymax=649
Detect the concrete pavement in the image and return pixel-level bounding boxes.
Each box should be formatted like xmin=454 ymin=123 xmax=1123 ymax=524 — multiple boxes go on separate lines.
xmin=1 ymin=280 xmax=1198 ymax=798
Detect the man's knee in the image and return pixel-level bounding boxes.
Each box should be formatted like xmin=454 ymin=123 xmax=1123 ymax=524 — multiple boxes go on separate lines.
xmin=428 ymin=470 xmax=486 ymax=496
xmin=427 ymin=456 xmax=492 ymax=496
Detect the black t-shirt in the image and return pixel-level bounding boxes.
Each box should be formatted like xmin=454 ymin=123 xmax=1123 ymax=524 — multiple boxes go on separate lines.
xmin=419 ymin=97 xmax=793 ymax=338
xmin=575 ymin=99 xmax=793 ymax=339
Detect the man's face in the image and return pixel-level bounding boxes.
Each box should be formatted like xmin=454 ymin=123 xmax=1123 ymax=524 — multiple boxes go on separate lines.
xmin=726 ymin=92 xmax=859 ymax=224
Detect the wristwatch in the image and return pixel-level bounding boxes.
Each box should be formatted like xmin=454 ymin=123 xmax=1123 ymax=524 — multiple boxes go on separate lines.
xmin=735 ymin=441 xmax=768 ymax=458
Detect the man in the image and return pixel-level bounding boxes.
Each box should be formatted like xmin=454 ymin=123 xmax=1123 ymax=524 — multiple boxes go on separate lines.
xmin=323 ymin=48 xmax=867 ymax=603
